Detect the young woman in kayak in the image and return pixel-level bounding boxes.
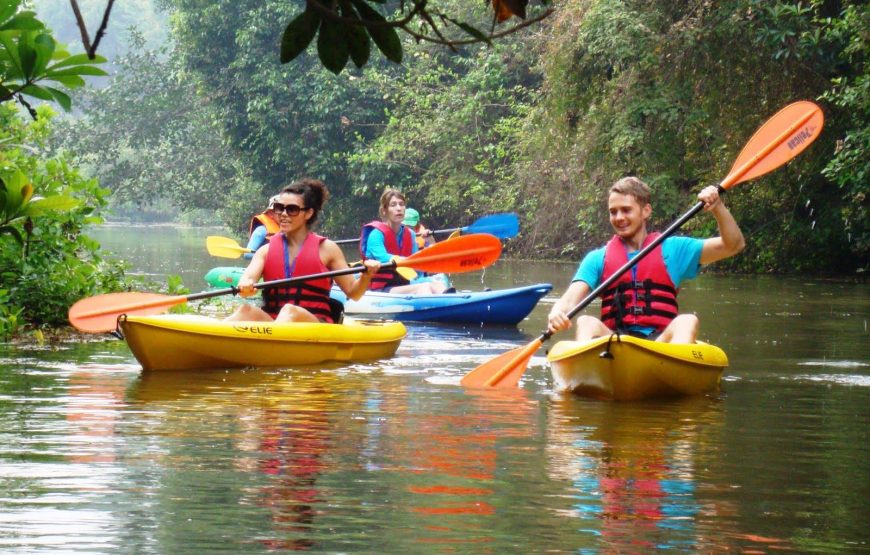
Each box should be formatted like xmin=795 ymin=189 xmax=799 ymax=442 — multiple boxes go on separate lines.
xmin=360 ymin=189 xmax=449 ymax=294
xmin=242 ymin=195 xmax=281 ymax=260
xmin=547 ymin=176 xmax=745 ymax=344
xmin=226 ymin=178 xmax=380 ymax=323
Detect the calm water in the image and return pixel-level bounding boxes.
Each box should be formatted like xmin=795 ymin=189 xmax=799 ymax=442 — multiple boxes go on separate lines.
xmin=1 ymin=225 xmax=869 ymax=553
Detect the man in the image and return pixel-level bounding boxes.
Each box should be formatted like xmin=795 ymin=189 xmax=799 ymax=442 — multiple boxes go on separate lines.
xmin=547 ymin=176 xmax=745 ymax=343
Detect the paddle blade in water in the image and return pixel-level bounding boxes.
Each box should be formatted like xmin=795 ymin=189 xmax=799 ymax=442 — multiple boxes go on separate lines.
xmin=69 ymin=292 xmax=186 ymax=333
xmin=460 ymin=338 xmax=543 ymax=388
xmin=207 ymin=235 xmax=251 ymax=259
xmin=722 ymin=101 xmax=824 ymax=190
xmin=403 ymin=233 xmax=502 ymax=274
xmin=465 ymin=212 xmax=520 ymax=240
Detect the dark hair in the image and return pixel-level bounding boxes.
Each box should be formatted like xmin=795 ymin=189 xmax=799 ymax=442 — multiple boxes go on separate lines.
xmin=281 ymin=178 xmax=329 ymax=226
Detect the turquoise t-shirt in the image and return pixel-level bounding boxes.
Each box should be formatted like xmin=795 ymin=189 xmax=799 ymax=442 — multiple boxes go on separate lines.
xmin=364 ymin=226 xmax=419 ymax=263
xmin=571 ymin=235 xmax=704 ymax=335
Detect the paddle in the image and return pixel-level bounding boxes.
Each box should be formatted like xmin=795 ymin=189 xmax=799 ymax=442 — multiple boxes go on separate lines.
xmin=461 ymin=100 xmax=824 ymax=389
xmin=70 ymin=233 xmax=503 ymax=333
xmin=333 ymin=212 xmax=520 ymax=245
xmin=206 ymin=235 xmax=253 ymax=258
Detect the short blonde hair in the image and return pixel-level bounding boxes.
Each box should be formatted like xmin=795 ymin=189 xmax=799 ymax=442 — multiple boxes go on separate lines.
xmin=609 ymin=177 xmax=650 ymax=206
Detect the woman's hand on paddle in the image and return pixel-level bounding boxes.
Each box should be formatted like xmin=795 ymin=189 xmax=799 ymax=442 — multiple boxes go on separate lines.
xmin=237 ymin=276 xmax=257 ymax=297
xmin=361 ymin=259 xmax=381 ymax=277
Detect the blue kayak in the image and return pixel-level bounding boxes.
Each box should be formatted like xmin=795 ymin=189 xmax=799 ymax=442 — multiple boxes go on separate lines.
xmin=329 ymin=283 xmax=553 ymax=326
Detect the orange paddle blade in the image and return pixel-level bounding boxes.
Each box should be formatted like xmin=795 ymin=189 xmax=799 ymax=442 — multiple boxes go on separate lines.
xmin=460 ymin=338 xmax=544 ymax=388
xmin=403 ymin=233 xmax=502 ymax=274
xmin=68 ymin=292 xmax=187 ymax=333
xmin=722 ymin=101 xmax=824 ymax=190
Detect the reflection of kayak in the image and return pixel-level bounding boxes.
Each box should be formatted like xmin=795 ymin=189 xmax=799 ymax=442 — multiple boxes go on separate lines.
xmin=204 ymin=266 xmax=245 ymax=288
xmin=329 ymin=283 xmax=553 ymax=326
xmin=118 ymin=314 xmax=406 ymax=371
xmin=546 ymin=334 xmax=727 ymax=401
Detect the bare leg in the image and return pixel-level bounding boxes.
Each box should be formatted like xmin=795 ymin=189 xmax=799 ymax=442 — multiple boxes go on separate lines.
xmin=575 ymin=315 xmax=611 ymax=342
xmin=225 ymin=303 xmax=273 ymax=322
xmin=274 ymin=304 xmax=319 ymax=323
xmin=657 ymin=314 xmax=699 ymax=343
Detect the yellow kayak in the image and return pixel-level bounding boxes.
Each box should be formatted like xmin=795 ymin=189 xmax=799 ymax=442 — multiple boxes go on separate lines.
xmin=118 ymin=314 xmax=406 ymax=371
xmin=547 ymin=334 xmax=728 ymax=401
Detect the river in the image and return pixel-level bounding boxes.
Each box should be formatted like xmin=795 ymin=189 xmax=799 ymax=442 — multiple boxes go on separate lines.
xmin=1 ymin=224 xmax=868 ymax=553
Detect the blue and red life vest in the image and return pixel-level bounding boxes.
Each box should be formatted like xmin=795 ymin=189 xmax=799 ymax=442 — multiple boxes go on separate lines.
xmin=360 ymin=221 xmax=413 ymax=290
xmin=262 ymin=232 xmax=336 ymax=322
xmin=599 ymin=232 xmax=679 ymax=332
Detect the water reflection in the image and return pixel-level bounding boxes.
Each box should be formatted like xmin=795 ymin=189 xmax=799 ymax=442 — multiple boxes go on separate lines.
xmin=546 ymin=396 xmax=720 ymax=552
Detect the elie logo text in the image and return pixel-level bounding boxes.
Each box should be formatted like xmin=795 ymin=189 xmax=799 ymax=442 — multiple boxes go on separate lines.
xmin=232 ymin=325 xmax=273 ymax=335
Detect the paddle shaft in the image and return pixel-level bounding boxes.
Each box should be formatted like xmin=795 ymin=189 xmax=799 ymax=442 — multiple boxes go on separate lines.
xmin=192 ymin=261 xmax=396 ymax=301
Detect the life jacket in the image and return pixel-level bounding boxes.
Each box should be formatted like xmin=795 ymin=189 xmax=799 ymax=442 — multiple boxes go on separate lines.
xmin=248 ymin=212 xmax=280 ymax=238
xmin=599 ymin=232 xmax=679 ymax=332
xmin=360 ymin=221 xmax=413 ymax=290
xmin=262 ymin=232 xmax=339 ymax=323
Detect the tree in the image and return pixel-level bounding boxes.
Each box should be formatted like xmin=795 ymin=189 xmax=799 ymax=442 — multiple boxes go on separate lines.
xmin=0 ymin=0 xmax=108 ymax=115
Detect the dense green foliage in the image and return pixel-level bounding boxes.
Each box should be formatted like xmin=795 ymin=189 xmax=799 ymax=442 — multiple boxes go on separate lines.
xmin=0 ymin=103 xmax=133 ymax=337
xmin=44 ymin=0 xmax=870 ymax=275
xmin=516 ymin=0 xmax=866 ymax=273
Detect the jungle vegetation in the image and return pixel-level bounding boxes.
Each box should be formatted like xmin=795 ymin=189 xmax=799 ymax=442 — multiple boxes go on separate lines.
xmin=1 ymin=0 xmax=868 ymax=335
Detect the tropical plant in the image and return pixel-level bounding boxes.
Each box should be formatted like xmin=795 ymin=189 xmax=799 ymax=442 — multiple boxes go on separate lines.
xmin=0 ymin=0 xmax=107 ymax=114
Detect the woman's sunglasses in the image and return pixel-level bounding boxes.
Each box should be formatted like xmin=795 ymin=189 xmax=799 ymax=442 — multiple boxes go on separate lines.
xmin=271 ymin=203 xmax=307 ymax=216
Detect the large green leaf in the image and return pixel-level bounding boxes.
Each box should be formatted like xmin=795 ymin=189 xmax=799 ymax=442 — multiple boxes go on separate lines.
xmin=45 ymin=52 xmax=108 ymax=70
xmin=317 ymin=13 xmax=349 ymax=74
xmin=44 ymin=86 xmax=71 ymax=111
xmin=22 ymin=194 xmax=81 ymax=216
xmin=19 ymin=83 xmax=52 ymax=100
xmin=340 ymin=1 xmax=370 ymax=69
xmin=16 ymin=30 xmax=36 ymax=79
xmin=280 ymin=8 xmax=321 ymax=64
xmin=45 ymin=65 xmax=109 ymax=77
xmin=44 ymin=74 xmax=85 ymax=88
xmin=0 ymin=12 xmax=44 ymax=32
xmin=350 ymin=0 xmax=402 ymax=64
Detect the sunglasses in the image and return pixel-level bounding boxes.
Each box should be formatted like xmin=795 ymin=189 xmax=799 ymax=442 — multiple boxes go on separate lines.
xmin=271 ymin=203 xmax=307 ymax=216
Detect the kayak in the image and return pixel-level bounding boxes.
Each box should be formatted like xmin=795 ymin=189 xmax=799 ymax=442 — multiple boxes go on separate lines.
xmin=204 ymin=266 xmax=246 ymax=288
xmin=329 ymin=283 xmax=553 ymax=326
xmin=546 ymin=334 xmax=728 ymax=401
xmin=117 ymin=314 xmax=406 ymax=371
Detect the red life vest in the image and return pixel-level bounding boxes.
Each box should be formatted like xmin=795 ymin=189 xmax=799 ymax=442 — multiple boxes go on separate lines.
xmin=249 ymin=212 xmax=280 ymax=238
xmin=262 ymin=232 xmax=336 ymax=322
xmin=599 ymin=232 xmax=679 ymax=332
xmin=360 ymin=221 xmax=413 ymax=290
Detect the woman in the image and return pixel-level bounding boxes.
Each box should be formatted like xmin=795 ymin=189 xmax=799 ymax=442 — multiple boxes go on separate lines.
xmin=360 ymin=189 xmax=448 ymax=294
xmin=227 ymin=178 xmax=380 ymax=323
xmin=243 ymin=195 xmax=281 ymax=260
